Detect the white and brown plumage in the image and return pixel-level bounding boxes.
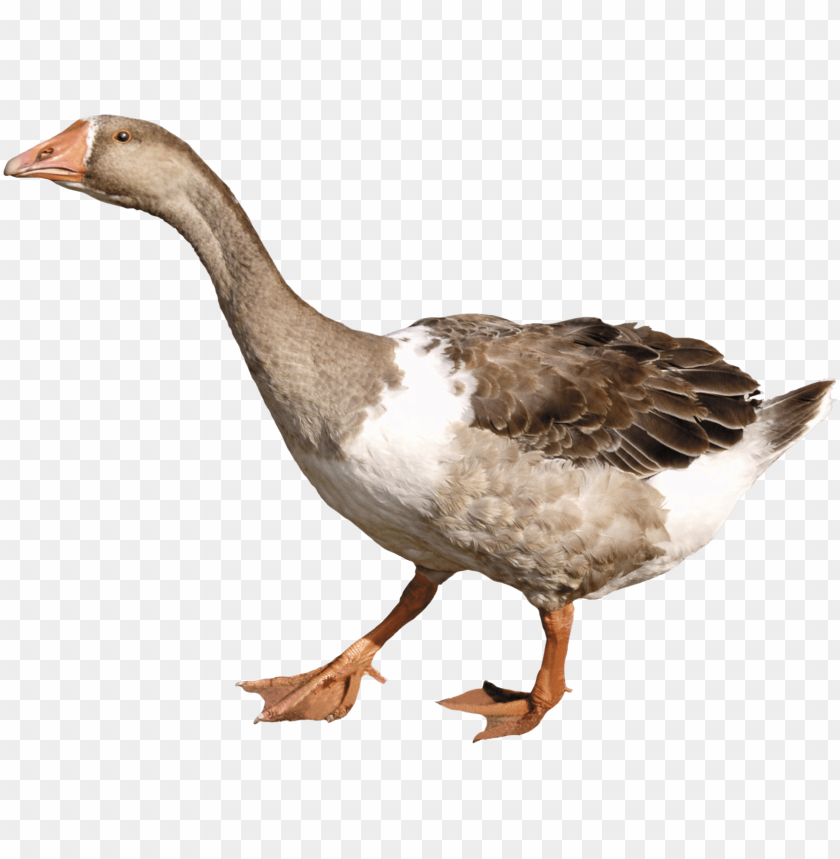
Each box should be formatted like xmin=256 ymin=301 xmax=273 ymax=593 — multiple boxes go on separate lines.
xmin=7 ymin=116 xmax=834 ymax=742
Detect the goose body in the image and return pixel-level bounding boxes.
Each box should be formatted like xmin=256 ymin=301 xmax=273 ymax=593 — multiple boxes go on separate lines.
xmin=294 ymin=317 xmax=831 ymax=610
xmin=6 ymin=116 xmax=833 ymax=741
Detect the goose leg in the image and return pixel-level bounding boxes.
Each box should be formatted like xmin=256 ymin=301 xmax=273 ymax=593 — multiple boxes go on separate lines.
xmin=238 ymin=568 xmax=438 ymax=725
xmin=438 ymin=602 xmax=574 ymax=742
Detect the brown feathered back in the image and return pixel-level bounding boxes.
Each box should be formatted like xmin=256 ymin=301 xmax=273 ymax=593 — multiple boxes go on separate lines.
xmin=411 ymin=315 xmax=761 ymax=476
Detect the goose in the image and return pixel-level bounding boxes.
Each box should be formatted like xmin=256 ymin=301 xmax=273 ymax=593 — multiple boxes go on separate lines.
xmin=6 ymin=116 xmax=834 ymax=742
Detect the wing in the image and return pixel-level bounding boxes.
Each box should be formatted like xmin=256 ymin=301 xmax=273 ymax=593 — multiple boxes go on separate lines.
xmin=411 ymin=314 xmax=761 ymax=476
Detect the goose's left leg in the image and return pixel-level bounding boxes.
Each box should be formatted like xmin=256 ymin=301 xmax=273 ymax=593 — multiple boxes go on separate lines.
xmin=438 ymin=602 xmax=574 ymax=742
xmin=238 ymin=568 xmax=438 ymax=725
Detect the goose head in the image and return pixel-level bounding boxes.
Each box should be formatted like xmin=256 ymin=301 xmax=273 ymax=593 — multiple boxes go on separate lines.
xmin=4 ymin=115 xmax=203 ymax=213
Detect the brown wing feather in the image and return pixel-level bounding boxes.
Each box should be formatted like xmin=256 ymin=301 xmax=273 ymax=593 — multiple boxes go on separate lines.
xmin=413 ymin=314 xmax=762 ymax=476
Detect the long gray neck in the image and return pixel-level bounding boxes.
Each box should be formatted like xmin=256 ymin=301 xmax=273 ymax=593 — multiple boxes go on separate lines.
xmin=153 ymin=156 xmax=398 ymax=456
xmin=157 ymin=158 xmax=316 ymax=329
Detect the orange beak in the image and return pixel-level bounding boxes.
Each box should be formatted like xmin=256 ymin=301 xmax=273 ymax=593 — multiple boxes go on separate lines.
xmin=4 ymin=119 xmax=89 ymax=183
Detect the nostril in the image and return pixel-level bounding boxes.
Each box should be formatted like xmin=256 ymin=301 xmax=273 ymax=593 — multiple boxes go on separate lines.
xmin=36 ymin=147 xmax=54 ymax=162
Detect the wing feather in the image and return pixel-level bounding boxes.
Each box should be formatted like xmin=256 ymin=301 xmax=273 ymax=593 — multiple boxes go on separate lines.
xmin=411 ymin=314 xmax=762 ymax=476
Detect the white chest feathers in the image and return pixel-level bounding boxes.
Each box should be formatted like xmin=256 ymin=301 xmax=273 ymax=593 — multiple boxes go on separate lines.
xmin=290 ymin=326 xmax=477 ymax=566
xmin=346 ymin=325 xmax=476 ymax=500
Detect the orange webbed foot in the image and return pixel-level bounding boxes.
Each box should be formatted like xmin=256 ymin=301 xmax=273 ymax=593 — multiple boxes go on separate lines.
xmin=438 ymin=680 xmax=572 ymax=742
xmin=439 ymin=604 xmax=575 ymax=741
xmin=237 ymin=570 xmax=439 ymax=727
xmin=237 ymin=659 xmax=387 ymax=724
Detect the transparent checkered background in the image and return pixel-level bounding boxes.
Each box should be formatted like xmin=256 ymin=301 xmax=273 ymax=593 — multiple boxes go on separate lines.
xmin=1 ymin=4 xmax=838 ymax=858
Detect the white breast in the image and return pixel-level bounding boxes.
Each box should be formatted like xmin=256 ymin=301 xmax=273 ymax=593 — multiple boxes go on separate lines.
xmin=291 ymin=326 xmax=477 ymax=569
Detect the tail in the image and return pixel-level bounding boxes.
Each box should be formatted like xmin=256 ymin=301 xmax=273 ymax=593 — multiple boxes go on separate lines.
xmin=754 ymin=379 xmax=834 ymax=463
xmin=647 ymin=379 xmax=834 ymax=561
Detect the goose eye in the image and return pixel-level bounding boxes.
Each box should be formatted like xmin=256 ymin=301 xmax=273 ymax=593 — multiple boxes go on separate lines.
xmin=113 ymin=131 xmax=131 ymax=142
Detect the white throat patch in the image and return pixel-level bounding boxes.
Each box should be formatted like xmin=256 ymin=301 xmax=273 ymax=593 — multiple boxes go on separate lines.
xmin=82 ymin=116 xmax=98 ymax=167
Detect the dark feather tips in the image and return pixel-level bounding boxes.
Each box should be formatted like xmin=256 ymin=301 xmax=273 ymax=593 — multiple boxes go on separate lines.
xmin=418 ymin=314 xmax=762 ymax=477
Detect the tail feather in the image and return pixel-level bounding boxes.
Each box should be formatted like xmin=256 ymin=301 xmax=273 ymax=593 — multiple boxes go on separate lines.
xmin=647 ymin=378 xmax=833 ymax=563
xmin=756 ymin=379 xmax=834 ymax=455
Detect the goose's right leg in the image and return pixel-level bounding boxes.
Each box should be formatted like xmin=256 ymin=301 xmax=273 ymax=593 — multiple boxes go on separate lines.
xmin=438 ymin=602 xmax=575 ymax=742
xmin=237 ymin=567 xmax=438 ymax=724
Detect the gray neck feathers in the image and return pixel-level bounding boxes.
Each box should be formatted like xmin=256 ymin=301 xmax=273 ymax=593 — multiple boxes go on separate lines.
xmin=157 ymin=157 xmax=306 ymax=319
xmin=152 ymin=155 xmax=398 ymax=456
